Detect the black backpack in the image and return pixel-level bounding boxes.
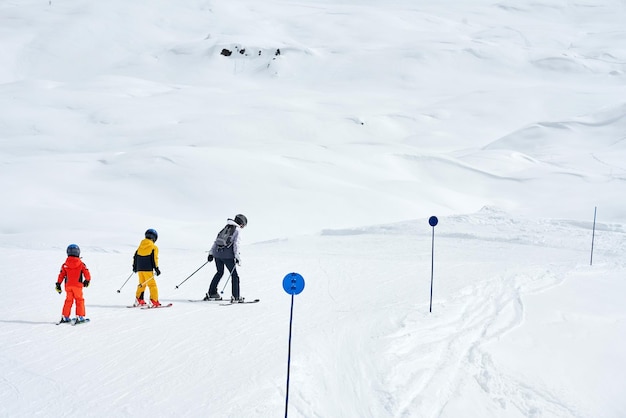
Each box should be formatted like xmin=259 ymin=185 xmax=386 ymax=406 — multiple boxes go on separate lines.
xmin=214 ymin=224 xmax=236 ymax=249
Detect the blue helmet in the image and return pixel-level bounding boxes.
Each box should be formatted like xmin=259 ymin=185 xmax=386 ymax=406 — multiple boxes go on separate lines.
xmin=145 ymin=229 xmax=158 ymax=242
xmin=67 ymin=244 xmax=80 ymax=257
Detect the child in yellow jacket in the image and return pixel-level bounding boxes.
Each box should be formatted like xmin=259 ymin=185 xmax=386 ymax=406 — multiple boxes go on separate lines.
xmin=132 ymin=229 xmax=162 ymax=307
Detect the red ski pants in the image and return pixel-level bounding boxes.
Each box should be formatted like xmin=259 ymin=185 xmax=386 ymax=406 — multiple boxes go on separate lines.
xmin=62 ymin=284 xmax=85 ymax=317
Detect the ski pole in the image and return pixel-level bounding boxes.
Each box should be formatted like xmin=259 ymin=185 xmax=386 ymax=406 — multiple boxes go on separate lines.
xmin=116 ymin=272 xmax=134 ymax=293
xmin=590 ymin=206 xmax=597 ymax=266
xmin=220 ymin=264 xmax=237 ymax=294
xmin=175 ymin=261 xmax=209 ymax=289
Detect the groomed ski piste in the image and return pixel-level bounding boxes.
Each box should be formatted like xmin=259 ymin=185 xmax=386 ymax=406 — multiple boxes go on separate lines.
xmin=2 ymin=210 xmax=626 ymax=417
xmin=1 ymin=0 xmax=626 ymax=417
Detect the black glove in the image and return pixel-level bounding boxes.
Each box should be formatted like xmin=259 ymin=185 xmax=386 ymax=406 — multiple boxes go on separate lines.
xmin=55 ymin=283 xmax=62 ymax=294
xmin=132 ymin=265 xmax=137 ymax=273
xmin=83 ymin=280 xmax=90 ymax=288
xmin=155 ymin=267 xmax=161 ymax=276
xmin=207 ymin=254 xmax=213 ymax=262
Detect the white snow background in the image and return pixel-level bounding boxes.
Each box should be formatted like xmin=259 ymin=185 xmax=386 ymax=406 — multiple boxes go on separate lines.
xmin=1 ymin=0 xmax=626 ymax=417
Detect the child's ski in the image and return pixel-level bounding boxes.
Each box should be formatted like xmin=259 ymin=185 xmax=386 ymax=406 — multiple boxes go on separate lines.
xmin=56 ymin=318 xmax=89 ymax=325
xmin=140 ymin=303 xmax=173 ymax=309
xmin=71 ymin=318 xmax=90 ymax=326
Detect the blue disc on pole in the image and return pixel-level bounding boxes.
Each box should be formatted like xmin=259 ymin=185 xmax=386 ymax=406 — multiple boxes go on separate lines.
xmin=283 ymin=272 xmax=305 ymax=295
xmin=429 ymin=216 xmax=439 ymax=227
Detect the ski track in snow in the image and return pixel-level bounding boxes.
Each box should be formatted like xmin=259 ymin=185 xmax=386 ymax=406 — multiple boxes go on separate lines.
xmin=330 ymin=209 xmax=619 ymax=418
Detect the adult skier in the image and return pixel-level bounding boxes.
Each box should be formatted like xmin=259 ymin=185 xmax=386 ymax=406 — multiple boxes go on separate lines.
xmin=204 ymin=214 xmax=247 ymax=302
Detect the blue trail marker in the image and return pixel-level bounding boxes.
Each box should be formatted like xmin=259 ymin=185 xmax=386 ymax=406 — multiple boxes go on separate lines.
xmin=282 ymin=272 xmax=305 ymax=418
xmin=428 ymin=216 xmax=438 ymax=313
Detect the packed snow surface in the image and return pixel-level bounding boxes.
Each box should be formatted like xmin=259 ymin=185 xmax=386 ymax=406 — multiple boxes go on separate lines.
xmin=1 ymin=0 xmax=625 ymax=417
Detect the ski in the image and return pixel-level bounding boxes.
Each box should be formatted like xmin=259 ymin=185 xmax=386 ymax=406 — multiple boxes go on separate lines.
xmin=56 ymin=318 xmax=89 ymax=325
xmin=140 ymin=303 xmax=173 ymax=309
xmin=188 ymin=298 xmax=224 ymax=303
xmin=71 ymin=318 xmax=90 ymax=326
xmin=220 ymin=299 xmax=260 ymax=306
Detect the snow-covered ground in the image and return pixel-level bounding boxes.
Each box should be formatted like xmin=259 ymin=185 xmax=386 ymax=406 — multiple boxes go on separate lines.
xmin=1 ymin=0 xmax=625 ymax=417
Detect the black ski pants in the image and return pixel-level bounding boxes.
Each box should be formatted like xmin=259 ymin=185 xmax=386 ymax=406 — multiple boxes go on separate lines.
xmin=208 ymin=258 xmax=240 ymax=299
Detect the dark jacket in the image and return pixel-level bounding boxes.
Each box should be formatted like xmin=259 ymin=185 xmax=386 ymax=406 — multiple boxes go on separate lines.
xmin=133 ymin=238 xmax=159 ymax=272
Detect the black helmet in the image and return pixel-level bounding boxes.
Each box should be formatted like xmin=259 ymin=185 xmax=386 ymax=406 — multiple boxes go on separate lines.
xmin=145 ymin=229 xmax=158 ymax=242
xmin=234 ymin=214 xmax=247 ymax=227
xmin=67 ymin=244 xmax=80 ymax=257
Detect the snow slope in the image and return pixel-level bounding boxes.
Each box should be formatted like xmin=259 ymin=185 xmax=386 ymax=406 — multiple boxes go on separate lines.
xmin=1 ymin=0 xmax=625 ymax=417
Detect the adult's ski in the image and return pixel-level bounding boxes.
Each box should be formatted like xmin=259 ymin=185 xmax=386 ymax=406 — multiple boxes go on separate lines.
xmin=220 ymin=299 xmax=260 ymax=306
xmin=188 ymin=298 xmax=224 ymax=303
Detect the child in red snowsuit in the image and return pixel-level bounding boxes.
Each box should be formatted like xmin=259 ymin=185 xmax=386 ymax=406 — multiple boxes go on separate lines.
xmin=56 ymin=244 xmax=91 ymax=323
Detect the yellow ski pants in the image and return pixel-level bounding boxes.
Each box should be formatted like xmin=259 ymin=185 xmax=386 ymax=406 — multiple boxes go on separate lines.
xmin=136 ymin=271 xmax=158 ymax=301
